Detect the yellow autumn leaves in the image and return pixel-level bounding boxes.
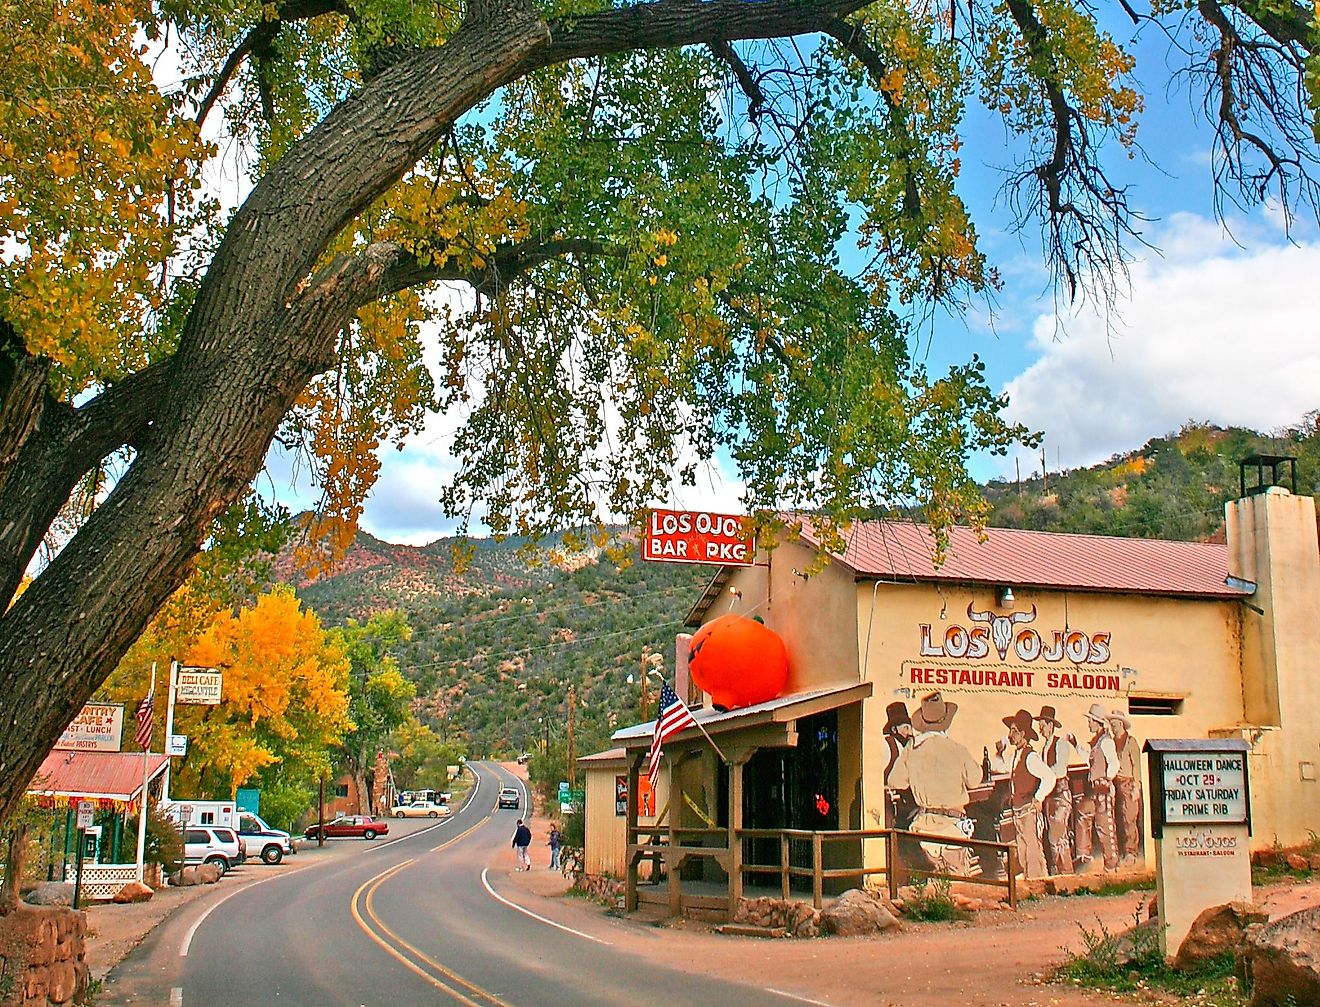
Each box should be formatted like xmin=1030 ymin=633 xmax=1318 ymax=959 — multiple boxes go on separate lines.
xmin=0 ymin=0 xmax=209 ymax=397
xmin=107 ymin=586 xmax=351 ymax=793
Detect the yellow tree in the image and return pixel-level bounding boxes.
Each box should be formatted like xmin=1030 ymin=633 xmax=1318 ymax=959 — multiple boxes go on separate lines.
xmin=106 ymin=586 xmax=351 ymax=810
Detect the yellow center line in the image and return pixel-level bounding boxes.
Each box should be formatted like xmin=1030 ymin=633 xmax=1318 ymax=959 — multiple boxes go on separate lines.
xmin=350 ymin=814 xmax=512 ymax=1007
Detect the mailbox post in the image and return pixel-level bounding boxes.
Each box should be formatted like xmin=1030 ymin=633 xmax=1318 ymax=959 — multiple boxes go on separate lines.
xmin=1144 ymin=738 xmax=1253 ymax=959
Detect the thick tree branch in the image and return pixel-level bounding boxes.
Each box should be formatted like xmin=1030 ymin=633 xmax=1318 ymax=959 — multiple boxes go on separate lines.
xmin=710 ymin=41 xmax=766 ymax=120
xmin=0 ymin=320 xmax=52 ymax=499
xmin=0 ymin=363 xmax=170 ymax=609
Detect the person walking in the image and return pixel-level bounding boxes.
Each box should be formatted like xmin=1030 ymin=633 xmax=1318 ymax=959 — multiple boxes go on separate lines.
xmin=547 ymin=825 xmax=561 ymax=871
xmin=511 ymin=819 xmax=532 ymax=871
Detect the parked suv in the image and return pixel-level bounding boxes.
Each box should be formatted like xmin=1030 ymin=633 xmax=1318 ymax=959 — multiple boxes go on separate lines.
xmin=183 ymin=826 xmax=246 ymax=876
xmin=497 ymin=787 xmax=520 ymax=810
xmin=237 ymin=811 xmax=295 ymax=864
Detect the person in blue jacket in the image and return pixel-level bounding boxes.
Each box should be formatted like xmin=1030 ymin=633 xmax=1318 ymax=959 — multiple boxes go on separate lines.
xmin=547 ymin=825 xmax=561 ymax=870
xmin=511 ymin=819 xmax=532 ymax=871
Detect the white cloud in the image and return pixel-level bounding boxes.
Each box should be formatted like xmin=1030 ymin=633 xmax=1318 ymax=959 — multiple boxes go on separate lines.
xmin=997 ymin=212 xmax=1320 ymax=474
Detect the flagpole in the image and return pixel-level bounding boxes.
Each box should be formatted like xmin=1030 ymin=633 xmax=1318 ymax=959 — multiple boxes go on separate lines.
xmin=134 ymin=663 xmax=156 ymax=883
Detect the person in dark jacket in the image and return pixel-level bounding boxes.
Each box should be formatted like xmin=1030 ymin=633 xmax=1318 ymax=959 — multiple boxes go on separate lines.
xmin=512 ymin=819 xmax=532 ymax=870
xmin=547 ymin=825 xmax=561 ymax=870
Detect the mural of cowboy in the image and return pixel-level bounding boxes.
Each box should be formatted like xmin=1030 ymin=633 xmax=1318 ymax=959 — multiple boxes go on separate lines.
xmin=990 ymin=709 xmax=1054 ymax=879
xmin=1108 ymin=708 xmax=1143 ymax=866
xmin=1035 ymin=705 xmax=1081 ymax=875
xmin=1074 ymin=702 xmax=1120 ymax=873
xmin=888 ymin=692 xmax=980 ymax=876
xmin=882 ymin=701 xmax=916 ymax=829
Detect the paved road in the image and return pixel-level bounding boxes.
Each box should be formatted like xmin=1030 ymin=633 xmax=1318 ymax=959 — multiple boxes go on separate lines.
xmin=101 ymin=762 xmax=818 ymax=1007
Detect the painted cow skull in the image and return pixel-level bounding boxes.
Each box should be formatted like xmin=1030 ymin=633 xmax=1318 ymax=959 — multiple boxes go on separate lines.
xmin=966 ymin=602 xmax=1037 ymax=659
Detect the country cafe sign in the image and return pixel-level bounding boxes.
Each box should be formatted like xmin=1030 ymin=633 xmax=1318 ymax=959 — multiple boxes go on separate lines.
xmin=904 ymin=603 xmax=1124 ymax=696
xmin=55 ymin=703 xmax=124 ymax=752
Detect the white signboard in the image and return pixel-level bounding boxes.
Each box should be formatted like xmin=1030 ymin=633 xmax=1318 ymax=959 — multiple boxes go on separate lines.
xmin=177 ymin=668 xmax=222 ymax=705
xmin=55 ymin=703 xmax=124 ymax=752
xmin=1161 ymin=751 xmax=1248 ymax=825
xmin=76 ymin=800 xmax=94 ymax=830
xmin=166 ymin=734 xmax=188 ymax=757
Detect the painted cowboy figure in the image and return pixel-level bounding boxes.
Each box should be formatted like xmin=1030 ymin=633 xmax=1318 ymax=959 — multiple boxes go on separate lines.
xmin=990 ymin=709 xmax=1054 ymax=879
xmin=888 ymin=692 xmax=980 ymax=877
xmin=1035 ymin=705 xmax=1080 ymax=875
xmin=1108 ymin=709 xmax=1143 ymax=866
xmin=1073 ymin=703 xmax=1120 ymax=872
xmin=882 ymin=701 xmax=916 ymax=829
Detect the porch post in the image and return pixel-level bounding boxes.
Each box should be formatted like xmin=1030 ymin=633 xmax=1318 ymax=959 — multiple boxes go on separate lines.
xmin=667 ymin=753 xmax=682 ymax=917
xmin=626 ymin=750 xmax=643 ymax=913
xmin=727 ymin=753 xmax=745 ymax=917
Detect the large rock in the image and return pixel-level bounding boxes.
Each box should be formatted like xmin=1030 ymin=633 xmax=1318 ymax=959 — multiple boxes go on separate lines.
xmin=24 ymin=882 xmax=75 ymax=906
xmin=1173 ymin=901 xmax=1268 ymax=971
xmin=197 ymin=862 xmax=223 ymax=884
xmin=113 ymin=880 xmax=155 ymax=904
xmin=1239 ymin=905 xmax=1320 ymax=1007
xmin=820 ymin=889 xmax=901 ymax=937
xmin=173 ymin=866 xmax=203 ymax=886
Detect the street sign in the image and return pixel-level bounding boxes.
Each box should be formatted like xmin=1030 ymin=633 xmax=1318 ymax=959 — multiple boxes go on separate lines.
xmin=558 ymin=781 xmax=570 ymax=798
xmin=55 ymin=703 xmax=124 ymax=752
xmin=642 ymin=509 xmax=754 ymax=566
xmin=166 ymin=734 xmax=188 ymax=757
xmin=76 ymin=800 xmax=94 ymax=830
xmin=177 ymin=667 xmax=222 ymax=705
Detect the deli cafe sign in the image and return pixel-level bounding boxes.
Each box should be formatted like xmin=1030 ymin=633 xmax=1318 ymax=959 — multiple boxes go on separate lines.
xmin=642 ymin=509 xmax=754 ymax=566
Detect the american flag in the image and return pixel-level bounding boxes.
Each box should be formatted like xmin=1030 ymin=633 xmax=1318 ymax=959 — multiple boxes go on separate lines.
xmin=135 ymin=687 xmax=155 ymax=751
xmin=647 ymin=681 xmax=697 ymax=790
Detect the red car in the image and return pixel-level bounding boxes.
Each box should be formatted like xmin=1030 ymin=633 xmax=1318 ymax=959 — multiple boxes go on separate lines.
xmin=303 ymin=814 xmax=390 ymax=840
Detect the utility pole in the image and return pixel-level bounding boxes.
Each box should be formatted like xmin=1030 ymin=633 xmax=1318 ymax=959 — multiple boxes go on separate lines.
xmin=567 ymin=683 xmax=576 ymax=789
xmin=1041 ymin=446 xmax=1048 ymax=494
xmin=318 ymin=776 xmax=325 ymax=848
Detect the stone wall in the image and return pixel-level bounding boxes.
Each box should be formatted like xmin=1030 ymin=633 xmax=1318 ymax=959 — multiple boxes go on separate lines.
xmin=0 ymin=905 xmax=88 ymax=1006
xmin=574 ymin=874 xmax=623 ymax=907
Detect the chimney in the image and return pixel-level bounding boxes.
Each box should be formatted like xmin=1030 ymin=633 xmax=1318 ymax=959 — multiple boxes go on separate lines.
xmin=1224 ymin=455 xmax=1320 ymax=844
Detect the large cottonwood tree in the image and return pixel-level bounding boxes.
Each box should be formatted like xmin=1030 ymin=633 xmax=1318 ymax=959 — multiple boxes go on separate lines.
xmin=0 ymin=0 xmax=1316 ymax=825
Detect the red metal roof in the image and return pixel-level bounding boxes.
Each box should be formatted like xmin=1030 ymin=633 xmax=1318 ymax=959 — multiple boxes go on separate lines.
xmin=31 ymin=750 xmax=170 ymax=801
xmin=807 ymin=521 xmax=1251 ymax=598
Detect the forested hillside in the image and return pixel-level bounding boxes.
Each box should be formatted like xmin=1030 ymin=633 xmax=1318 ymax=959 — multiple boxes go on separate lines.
xmin=985 ymin=418 xmax=1320 ymax=540
xmin=286 ymin=415 xmax=1320 ymax=765
xmin=289 ymin=532 xmax=710 ymax=762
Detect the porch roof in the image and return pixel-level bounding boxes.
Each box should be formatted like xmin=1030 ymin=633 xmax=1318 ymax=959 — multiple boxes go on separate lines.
xmin=610 ymin=682 xmax=872 ymax=751
xmin=30 ymin=749 xmax=170 ymax=803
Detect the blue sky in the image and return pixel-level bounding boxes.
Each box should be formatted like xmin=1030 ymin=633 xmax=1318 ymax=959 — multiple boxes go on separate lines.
xmin=263 ymin=24 xmax=1320 ymax=545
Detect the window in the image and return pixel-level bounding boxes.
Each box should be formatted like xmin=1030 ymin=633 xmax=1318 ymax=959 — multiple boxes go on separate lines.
xmin=1128 ymin=695 xmax=1183 ymax=716
xmin=334 ymin=783 xmax=349 ymax=798
xmin=214 ymin=829 xmax=235 ymax=842
xmin=185 ymin=830 xmax=208 ymax=844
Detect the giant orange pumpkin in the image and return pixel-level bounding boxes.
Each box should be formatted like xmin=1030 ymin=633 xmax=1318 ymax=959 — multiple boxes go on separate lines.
xmin=688 ymin=614 xmax=789 ymax=710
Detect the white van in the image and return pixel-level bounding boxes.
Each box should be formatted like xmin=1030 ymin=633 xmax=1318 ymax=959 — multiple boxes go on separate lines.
xmin=163 ymin=799 xmax=238 ymax=830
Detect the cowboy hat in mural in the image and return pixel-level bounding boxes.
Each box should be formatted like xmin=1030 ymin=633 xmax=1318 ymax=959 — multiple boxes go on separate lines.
xmin=1002 ymin=708 xmax=1039 ymax=742
xmin=1085 ymin=702 xmax=1110 ymax=725
xmin=1034 ymin=705 xmax=1063 ymax=727
xmin=911 ymin=691 xmax=958 ymax=732
xmin=883 ymin=701 xmax=912 ymax=735
xmin=1107 ymin=708 xmax=1133 ymax=730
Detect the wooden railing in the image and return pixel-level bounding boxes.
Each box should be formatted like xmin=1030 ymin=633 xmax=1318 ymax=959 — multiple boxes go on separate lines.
xmin=627 ymin=824 xmax=1017 ymax=911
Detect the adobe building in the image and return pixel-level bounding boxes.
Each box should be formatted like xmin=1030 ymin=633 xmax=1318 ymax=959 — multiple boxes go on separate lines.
xmin=585 ymin=459 xmax=1320 ymax=911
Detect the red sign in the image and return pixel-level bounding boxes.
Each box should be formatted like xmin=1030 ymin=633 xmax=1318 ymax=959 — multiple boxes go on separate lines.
xmin=642 ymin=509 xmax=754 ymax=566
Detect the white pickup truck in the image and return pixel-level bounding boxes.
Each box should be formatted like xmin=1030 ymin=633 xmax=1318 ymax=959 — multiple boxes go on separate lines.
xmin=235 ymin=811 xmax=296 ymax=864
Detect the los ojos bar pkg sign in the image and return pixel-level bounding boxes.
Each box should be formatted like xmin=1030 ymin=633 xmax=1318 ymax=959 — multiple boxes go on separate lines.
xmin=642 ymin=509 xmax=754 ymax=566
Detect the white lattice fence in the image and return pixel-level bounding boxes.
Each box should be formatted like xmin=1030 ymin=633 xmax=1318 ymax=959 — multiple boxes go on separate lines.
xmin=64 ymin=863 xmax=140 ymax=901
